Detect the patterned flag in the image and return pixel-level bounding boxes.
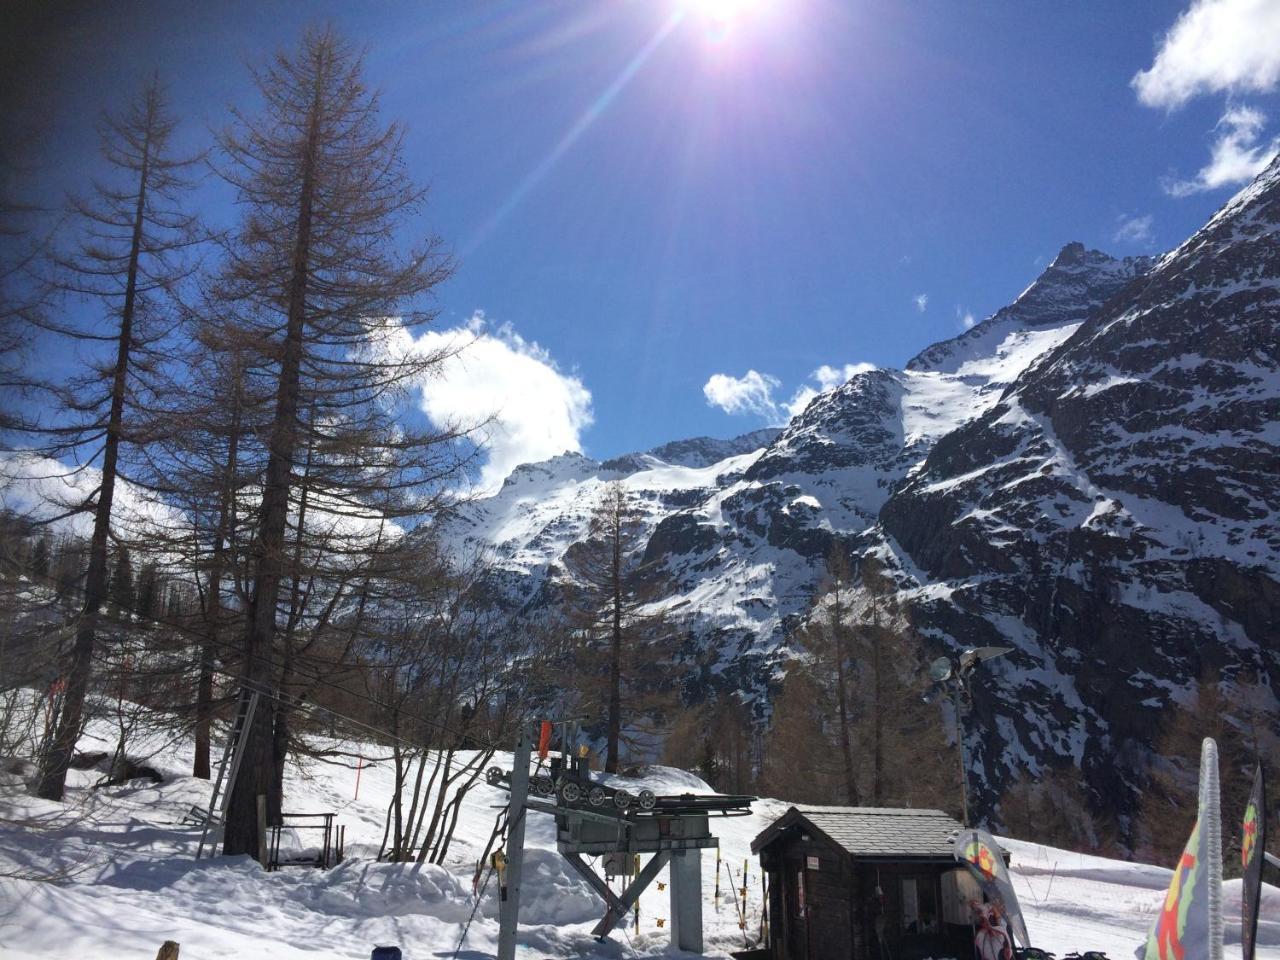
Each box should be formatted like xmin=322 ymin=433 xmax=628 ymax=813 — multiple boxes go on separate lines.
xmin=955 ymin=827 xmax=1031 ymax=948
xmin=1241 ymin=764 xmax=1265 ymax=960
xmin=1138 ymin=737 xmax=1224 ymax=960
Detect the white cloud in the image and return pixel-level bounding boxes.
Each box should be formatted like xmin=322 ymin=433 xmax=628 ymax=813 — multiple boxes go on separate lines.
xmin=402 ymin=313 xmax=594 ymax=493
xmin=703 ymin=362 xmax=877 ymax=425
xmin=956 ymin=306 xmax=976 ymax=330
xmin=1113 ymin=212 xmax=1156 ymax=245
xmin=812 ymin=362 xmax=878 ymax=390
xmin=1132 ymin=0 xmax=1280 ymax=109
xmin=913 ymin=293 xmax=929 ymax=313
xmin=0 ymin=451 xmax=186 ymax=543
xmin=703 ymin=369 xmax=784 ymax=422
xmin=1164 ymin=105 xmax=1280 ymax=196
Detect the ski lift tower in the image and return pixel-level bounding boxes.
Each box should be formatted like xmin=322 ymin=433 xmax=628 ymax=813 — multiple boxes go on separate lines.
xmin=490 ymin=724 xmax=754 ymax=958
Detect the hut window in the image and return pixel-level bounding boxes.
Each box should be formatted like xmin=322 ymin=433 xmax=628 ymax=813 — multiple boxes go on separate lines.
xmin=902 ymin=877 xmax=940 ymax=933
xmin=796 ymin=870 xmax=806 ymax=918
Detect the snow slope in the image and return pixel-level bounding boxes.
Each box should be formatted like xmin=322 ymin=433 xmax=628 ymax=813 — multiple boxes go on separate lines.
xmin=2 ymin=705 xmax=1277 ymax=960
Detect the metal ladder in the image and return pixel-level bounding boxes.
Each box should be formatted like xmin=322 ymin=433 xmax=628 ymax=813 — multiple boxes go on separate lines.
xmin=194 ymin=688 xmax=260 ymax=860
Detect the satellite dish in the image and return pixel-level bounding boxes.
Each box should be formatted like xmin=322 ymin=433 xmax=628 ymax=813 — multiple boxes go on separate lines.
xmin=928 ymin=656 xmax=953 ymax=682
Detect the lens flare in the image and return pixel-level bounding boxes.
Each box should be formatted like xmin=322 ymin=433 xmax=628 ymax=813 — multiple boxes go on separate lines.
xmin=681 ymin=0 xmax=773 ymax=44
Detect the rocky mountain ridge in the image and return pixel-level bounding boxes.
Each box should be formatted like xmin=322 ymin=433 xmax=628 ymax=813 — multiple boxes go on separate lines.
xmin=440 ymin=158 xmax=1280 ymax=833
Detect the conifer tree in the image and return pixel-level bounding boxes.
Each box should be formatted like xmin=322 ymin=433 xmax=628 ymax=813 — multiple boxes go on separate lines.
xmin=108 ymin=543 xmax=135 ymax=615
xmin=214 ymin=26 xmax=459 ymax=858
xmin=35 ymin=76 xmax=199 ymax=801
xmin=563 ymin=482 xmax=670 ymax=773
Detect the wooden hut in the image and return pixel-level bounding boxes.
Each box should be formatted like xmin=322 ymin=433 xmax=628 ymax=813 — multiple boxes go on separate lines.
xmin=751 ymin=806 xmax=982 ymax=960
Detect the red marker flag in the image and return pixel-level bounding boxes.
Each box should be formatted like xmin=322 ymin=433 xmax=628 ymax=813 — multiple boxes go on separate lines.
xmin=537 ymin=720 xmax=552 ymax=760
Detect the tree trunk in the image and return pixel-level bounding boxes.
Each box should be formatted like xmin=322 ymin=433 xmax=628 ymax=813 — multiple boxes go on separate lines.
xmin=223 ymin=89 xmax=319 ymax=859
xmin=870 ymin=599 xmax=884 ymax=805
xmin=37 ymin=113 xmax=152 ymax=802
xmin=832 ymin=590 xmax=858 ymax=806
xmin=195 ymin=374 xmax=243 ymax=779
xmin=606 ymin=511 xmax=623 ymax=774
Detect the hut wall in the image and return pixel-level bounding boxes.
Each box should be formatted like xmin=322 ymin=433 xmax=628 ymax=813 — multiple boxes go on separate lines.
xmin=768 ymin=834 xmax=855 ymax=959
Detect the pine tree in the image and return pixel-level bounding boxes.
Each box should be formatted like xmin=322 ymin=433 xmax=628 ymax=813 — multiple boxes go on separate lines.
xmin=133 ymin=560 xmax=160 ymax=620
xmin=759 ymin=663 xmax=844 ymax=804
xmin=35 ymin=76 xmax=200 ymax=801
xmin=28 ymin=536 xmax=50 ymax=580
xmin=0 ymin=180 xmax=51 ymax=438
xmin=108 ymin=543 xmax=135 ymax=615
xmin=213 ymin=27 xmax=459 ymax=858
xmin=562 ymin=481 xmax=671 ymax=773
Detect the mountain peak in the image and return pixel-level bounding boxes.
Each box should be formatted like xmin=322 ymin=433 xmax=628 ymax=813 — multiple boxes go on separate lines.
xmin=1050 ymin=240 xmax=1088 ymax=266
xmin=906 ymin=242 xmax=1153 ymax=374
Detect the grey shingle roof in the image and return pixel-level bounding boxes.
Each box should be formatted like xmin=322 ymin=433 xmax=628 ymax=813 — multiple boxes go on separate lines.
xmin=752 ymin=805 xmax=965 ymax=859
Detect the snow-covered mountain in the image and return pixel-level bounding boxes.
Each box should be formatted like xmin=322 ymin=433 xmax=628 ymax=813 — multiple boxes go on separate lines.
xmin=440 ymin=157 xmax=1280 ymax=828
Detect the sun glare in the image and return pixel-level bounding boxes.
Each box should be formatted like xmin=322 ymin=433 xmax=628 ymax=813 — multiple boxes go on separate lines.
xmin=683 ymin=0 xmax=771 ymax=38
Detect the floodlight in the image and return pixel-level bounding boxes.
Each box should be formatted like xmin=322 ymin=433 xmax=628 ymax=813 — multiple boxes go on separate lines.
xmin=959 ymin=645 xmax=1013 ymax=673
xmin=928 ymin=656 xmax=954 ymax=682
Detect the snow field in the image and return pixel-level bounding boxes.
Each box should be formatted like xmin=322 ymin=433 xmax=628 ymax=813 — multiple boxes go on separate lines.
xmin=1 ymin=705 xmax=1278 ymax=959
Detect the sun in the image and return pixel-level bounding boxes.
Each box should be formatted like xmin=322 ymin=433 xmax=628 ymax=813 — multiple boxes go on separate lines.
xmin=683 ymin=0 xmax=770 ymax=34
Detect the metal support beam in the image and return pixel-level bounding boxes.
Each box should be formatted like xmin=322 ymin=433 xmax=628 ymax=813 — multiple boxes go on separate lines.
xmin=563 ymin=852 xmax=629 ymax=921
xmin=496 ymin=728 xmax=531 ymax=960
xmin=568 ymin=849 xmax=671 ymax=939
xmin=669 ymin=848 xmax=704 ymax=953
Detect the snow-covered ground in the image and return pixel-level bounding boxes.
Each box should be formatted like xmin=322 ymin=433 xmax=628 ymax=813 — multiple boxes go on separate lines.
xmin=1 ymin=706 xmax=1277 ymax=959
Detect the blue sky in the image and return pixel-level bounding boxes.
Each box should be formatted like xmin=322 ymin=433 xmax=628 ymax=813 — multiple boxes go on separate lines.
xmin=8 ymin=0 xmax=1280 ymax=487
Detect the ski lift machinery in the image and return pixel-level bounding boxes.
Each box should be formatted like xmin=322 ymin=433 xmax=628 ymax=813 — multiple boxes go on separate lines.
xmin=485 ymin=719 xmax=754 ymax=958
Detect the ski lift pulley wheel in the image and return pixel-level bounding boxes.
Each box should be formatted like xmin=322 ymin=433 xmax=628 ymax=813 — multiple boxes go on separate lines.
xmin=613 ymin=789 xmax=632 ymax=809
xmin=637 ymin=789 xmax=656 ymax=810
xmin=559 ymin=780 xmax=582 ymax=803
xmin=588 ymin=786 xmax=607 ymax=807
xmin=486 ymin=766 xmax=504 ymax=786
xmin=532 ymin=775 xmax=555 ymax=796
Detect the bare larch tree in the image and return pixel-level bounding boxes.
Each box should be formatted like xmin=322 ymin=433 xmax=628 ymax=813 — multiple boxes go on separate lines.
xmin=35 ymin=76 xmax=199 ymax=801
xmin=214 ymin=26 xmax=459 ymax=859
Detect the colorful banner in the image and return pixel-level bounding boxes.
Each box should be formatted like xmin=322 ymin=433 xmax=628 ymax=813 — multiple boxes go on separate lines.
xmin=1241 ymin=764 xmax=1265 ymax=960
xmin=1138 ymin=737 xmax=1223 ymax=960
xmin=955 ymin=827 xmax=1031 ymax=948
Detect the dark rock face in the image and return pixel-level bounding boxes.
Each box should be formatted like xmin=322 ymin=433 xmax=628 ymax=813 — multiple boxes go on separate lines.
xmin=879 ymin=157 xmax=1280 ymax=822
xmin=446 ymin=159 xmax=1280 ymax=835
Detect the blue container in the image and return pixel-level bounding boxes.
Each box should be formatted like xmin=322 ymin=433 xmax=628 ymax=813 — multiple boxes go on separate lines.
xmin=371 ymin=948 xmax=402 ymax=960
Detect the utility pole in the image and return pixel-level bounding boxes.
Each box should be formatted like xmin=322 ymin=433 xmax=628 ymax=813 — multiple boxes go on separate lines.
xmin=497 ymin=727 xmax=531 ymax=960
xmin=949 ymin=681 xmax=971 ymax=827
